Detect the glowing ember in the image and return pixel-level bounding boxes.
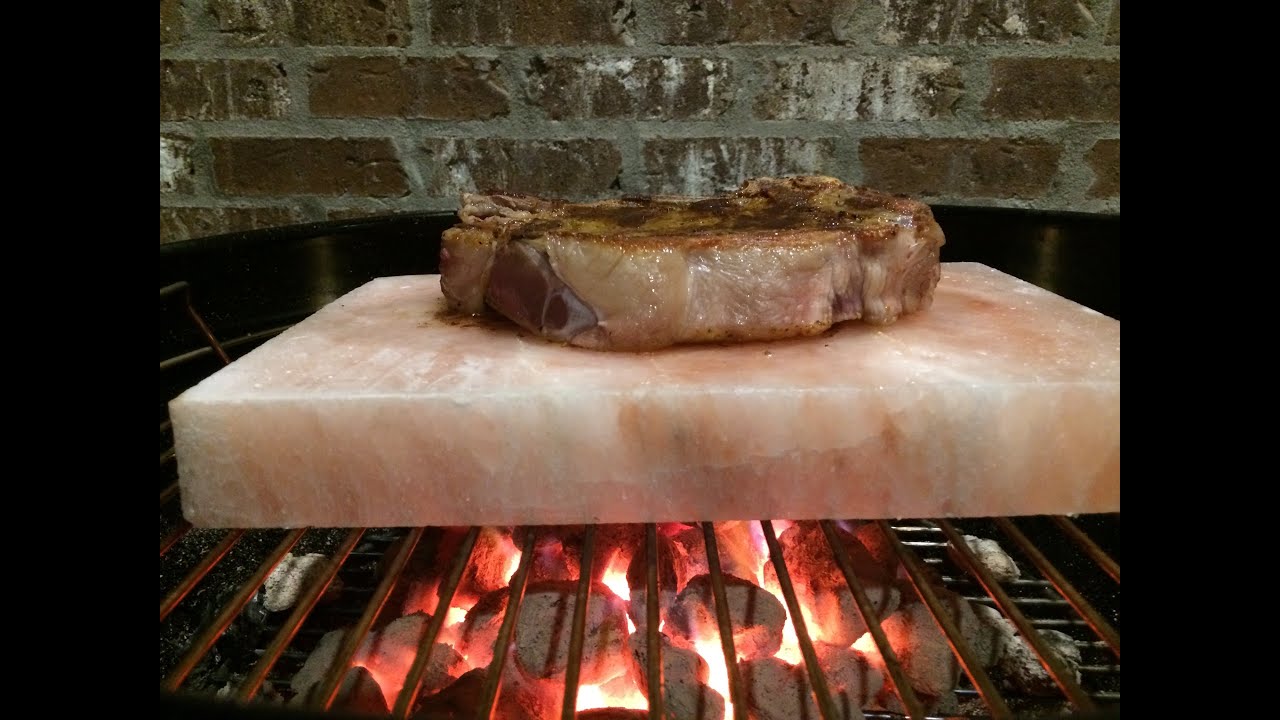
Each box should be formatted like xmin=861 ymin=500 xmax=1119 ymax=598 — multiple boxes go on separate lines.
xmin=776 ymin=614 xmax=805 ymax=666
xmin=503 ymin=540 xmax=522 ymax=585
xmin=695 ymin=639 xmax=734 ymax=720
xmin=852 ymin=631 xmax=876 ymax=656
xmin=575 ymin=678 xmax=648 ymax=712
xmin=445 ymin=605 xmax=467 ymax=627
xmin=601 ymin=550 xmax=631 ymax=601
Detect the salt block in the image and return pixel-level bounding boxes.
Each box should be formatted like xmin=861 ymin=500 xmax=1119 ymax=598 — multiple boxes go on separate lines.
xmin=170 ymin=263 xmax=1120 ymax=528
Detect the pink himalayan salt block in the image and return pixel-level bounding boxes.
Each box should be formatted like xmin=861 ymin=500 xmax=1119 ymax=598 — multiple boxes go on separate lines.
xmin=170 ymin=263 xmax=1119 ymax=528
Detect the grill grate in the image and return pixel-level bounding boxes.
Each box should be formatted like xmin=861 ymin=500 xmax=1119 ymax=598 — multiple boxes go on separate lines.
xmin=160 ymin=280 xmax=1120 ymax=720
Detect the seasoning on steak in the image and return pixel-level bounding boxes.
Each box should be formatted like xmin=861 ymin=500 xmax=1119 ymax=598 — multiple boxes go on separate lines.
xmin=439 ymin=175 xmax=946 ymax=352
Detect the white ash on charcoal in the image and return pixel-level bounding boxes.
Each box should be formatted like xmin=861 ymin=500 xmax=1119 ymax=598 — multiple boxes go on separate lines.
xmin=761 ymin=521 xmax=901 ymax=645
xmin=739 ymin=657 xmax=864 ymax=720
xmin=528 ymin=535 xmax=582 ymax=583
xmin=972 ymin=602 xmax=1081 ymax=697
xmin=627 ymin=632 xmax=709 ymax=692
xmin=864 ymin=592 xmax=1002 ymax=705
xmin=514 ymin=580 xmax=630 ymax=684
xmin=292 ymin=613 xmax=466 ymax=710
xmin=325 ymin=666 xmax=388 ymax=715
xmin=626 ymin=531 xmax=679 ymax=634
xmin=668 ymin=522 xmax=765 ymax=591
xmin=662 ymin=679 xmax=725 ymax=720
xmin=627 ymin=633 xmax=722 ymax=720
xmin=437 ymin=527 xmax=521 ymax=608
xmin=456 ymin=587 xmax=509 ymax=669
xmin=668 ymin=574 xmax=786 ymax=660
xmin=291 ymin=628 xmax=348 ymax=701
xmin=848 ymin=522 xmax=915 ymax=585
xmin=363 ymin=612 xmax=468 ymax=702
xmin=260 ymin=552 xmax=337 ymax=613
xmin=948 ymin=535 xmax=1021 ymax=584
xmin=413 ymin=667 xmax=486 ymax=720
xmin=814 ymin=642 xmax=884 ymax=709
xmin=996 ymin=627 xmax=1081 ymax=696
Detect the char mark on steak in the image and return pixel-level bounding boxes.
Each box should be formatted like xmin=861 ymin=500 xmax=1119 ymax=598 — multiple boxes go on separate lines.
xmin=438 ymin=176 xmax=946 ymax=352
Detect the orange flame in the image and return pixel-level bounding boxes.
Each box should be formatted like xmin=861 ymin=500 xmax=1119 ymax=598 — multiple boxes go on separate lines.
xmin=696 ymin=638 xmax=735 ymax=720
xmin=575 ymin=677 xmax=648 ymax=712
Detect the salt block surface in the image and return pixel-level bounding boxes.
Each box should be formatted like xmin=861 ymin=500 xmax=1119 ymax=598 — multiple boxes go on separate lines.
xmin=170 ymin=263 xmax=1120 ymax=528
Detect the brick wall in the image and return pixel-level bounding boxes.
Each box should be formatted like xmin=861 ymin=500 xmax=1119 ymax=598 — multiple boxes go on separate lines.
xmin=159 ymin=0 xmax=1120 ymax=243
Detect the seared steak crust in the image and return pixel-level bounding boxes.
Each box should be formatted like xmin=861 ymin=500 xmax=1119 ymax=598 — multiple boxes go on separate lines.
xmin=439 ymin=175 xmax=945 ymax=351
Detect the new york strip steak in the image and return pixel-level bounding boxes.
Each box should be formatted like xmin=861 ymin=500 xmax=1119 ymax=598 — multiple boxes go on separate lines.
xmin=439 ymin=175 xmax=946 ymax=352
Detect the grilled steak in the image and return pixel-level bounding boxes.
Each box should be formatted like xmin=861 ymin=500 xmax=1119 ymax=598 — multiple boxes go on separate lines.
xmin=439 ymin=175 xmax=946 ymax=351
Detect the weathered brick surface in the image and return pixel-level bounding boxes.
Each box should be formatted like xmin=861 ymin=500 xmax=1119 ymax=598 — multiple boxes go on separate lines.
xmin=643 ymin=137 xmax=836 ymax=196
xmin=652 ymin=0 xmax=857 ymax=44
xmin=209 ymin=0 xmax=410 ymax=46
xmin=1106 ymin=1 xmax=1119 ymax=45
xmin=1085 ymin=139 xmax=1119 ymax=197
xmin=160 ymin=59 xmax=290 ymax=121
xmin=326 ymin=208 xmax=408 ymax=221
xmin=526 ymin=56 xmax=733 ymax=120
xmin=310 ymin=56 xmax=508 ymax=120
xmin=880 ymin=0 xmax=1091 ymax=44
xmin=423 ymin=138 xmax=622 ymax=198
xmin=160 ymin=206 xmax=304 ymax=243
xmin=860 ymin=138 xmax=1062 ymax=199
xmin=431 ymin=0 xmax=630 ymax=46
xmin=160 ymin=0 xmax=184 ymax=44
xmin=212 ymin=138 xmax=410 ymax=197
xmin=160 ymin=135 xmax=194 ymax=193
xmin=755 ymin=57 xmax=962 ymax=121
xmin=984 ymin=58 xmax=1119 ymax=121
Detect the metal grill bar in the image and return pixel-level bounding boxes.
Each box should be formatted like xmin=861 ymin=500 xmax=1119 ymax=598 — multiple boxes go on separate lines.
xmin=159 ymin=520 xmax=193 ymax=557
xmin=476 ymin=529 xmax=537 ymax=720
xmin=700 ymin=522 xmax=747 ymax=720
xmin=1051 ymin=516 xmax=1120 ymax=583
xmin=818 ymin=520 xmax=925 ymax=720
xmin=392 ymin=526 xmax=482 ymax=718
xmin=644 ymin=523 xmax=664 ymax=720
xmin=237 ymin=529 xmax=366 ymax=701
xmin=161 ymin=528 xmax=306 ymax=691
xmin=162 ymin=281 xmax=231 ymax=365
xmin=160 ymin=326 xmax=292 ymax=372
xmin=160 ymin=481 xmax=179 ymax=507
xmin=760 ymin=520 xmax=838 ymax=720
xmin=160 ymin=529 xmax=245 ymax=622
xmin=561 ymin=525 xmax=597 ymax=720
xmin=876 ymin=520 xmax=1013 ymax=720
xmin=935 ymin=519 xmax=1096 ymax=712
xmin=994 ymin=518 xmax=1120 ymax=659
xmin=314 ymin=527 xmax=425 ymax=710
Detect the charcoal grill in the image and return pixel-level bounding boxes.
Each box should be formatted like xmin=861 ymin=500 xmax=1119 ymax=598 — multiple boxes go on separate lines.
xmin=159 ymin=207 xmax=1121 ymax=720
